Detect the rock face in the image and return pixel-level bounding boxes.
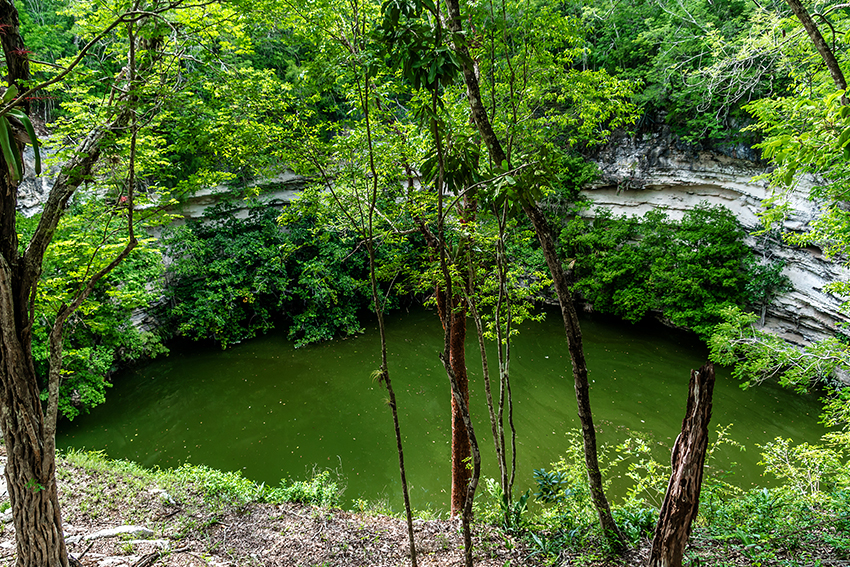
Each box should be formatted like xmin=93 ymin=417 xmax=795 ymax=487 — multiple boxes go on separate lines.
xmin=587 ymin=129 xmax=849 ymax=345
xmin=168 ymin=172 xmax=306 ymax=223
xmin=15 ymin=146 xmax=50 ymax=217
xmin=16 ymin=131 xmax=848 ymax=344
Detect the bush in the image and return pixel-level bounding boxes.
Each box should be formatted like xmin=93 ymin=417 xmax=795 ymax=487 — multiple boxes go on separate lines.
xmin=265 ymin=470 xmax=343 ymax=508
xmin=560 ymin=203 xmax=777 ymax=338
xmin=163 ymin=194 xmax=378 ymax=348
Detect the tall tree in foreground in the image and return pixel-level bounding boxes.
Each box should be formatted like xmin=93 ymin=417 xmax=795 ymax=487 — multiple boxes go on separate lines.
xmin=0 ymin=1 xmax=249 ymax=563
xmin=440 ymin=0 xmax=633 ymax=551
xmin=377 ymin=0 xmax=481 ymax=520
xmin=0 ymin=6 xmax=138 ymax=562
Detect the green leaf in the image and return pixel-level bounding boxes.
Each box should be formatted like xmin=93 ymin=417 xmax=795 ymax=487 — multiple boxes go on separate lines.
xmin=2 ymin=84 xmax=17 ymax=104
xmin=0 ymin=117 xmax=20 ymax=183
xmin=8 ymin=109 xmax=40 ymax=175
xmin=838 ymin=126 xmax=850 ymax=149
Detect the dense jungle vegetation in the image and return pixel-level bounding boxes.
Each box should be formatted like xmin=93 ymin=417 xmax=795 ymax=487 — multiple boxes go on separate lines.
xmin=5 ymin=0 xmax=850 ymax=565
xmin=19 ymin=0 xmax=808 ymax=420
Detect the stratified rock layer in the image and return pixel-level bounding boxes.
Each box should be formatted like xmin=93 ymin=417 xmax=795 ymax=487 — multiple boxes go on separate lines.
xmin=17 ymin=132 xmax=848 ymax=344
xmin=588 ymin=129 xmax=849 ymax=345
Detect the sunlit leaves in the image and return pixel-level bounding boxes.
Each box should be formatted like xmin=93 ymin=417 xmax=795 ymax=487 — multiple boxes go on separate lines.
xmin=709 ymin=305 xmax=850 ymax=393
xmin=20 ymin=200 xmax=167 ymax=420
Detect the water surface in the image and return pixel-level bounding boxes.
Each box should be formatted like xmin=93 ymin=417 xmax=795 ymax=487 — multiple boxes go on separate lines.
xmin=58 ymin=308 xmax=825 ymax=510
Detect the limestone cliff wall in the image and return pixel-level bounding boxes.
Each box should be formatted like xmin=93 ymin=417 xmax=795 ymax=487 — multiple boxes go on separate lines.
xmin=16 ymin=134 xmax=848 ymax=344
xmin=587 ymin=129 xmax=849 ymax=345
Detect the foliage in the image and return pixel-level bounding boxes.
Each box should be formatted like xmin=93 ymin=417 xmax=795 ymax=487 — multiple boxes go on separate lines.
xmin=709 ymin=305 xmax=850 ymax=393
xmin=19 ymin=0 xmax=76 ymax=63
xmin=738 ymin=7 xmax=850 ymax=313
xmin=613 ymin=435 xmax=670 ymax=510
xmin=163 ymin=193 xmax=382 ymax=349
xmin=745 ymin=256 xmax=792 ymax=316
xmin=467 ymin=216 xmax=550 ymax=342
xmin=171 ymin=464 xmax=263 ymax=507
xmin=265 ymin=470 xmax=342 ymax=508
xmin=15 ymin=202 xmax=167 ymax=421
xmin=693 ymin=434 xmax=850 ymax=566
xmin=564 ymin=0 xmax=786 ymax=143
xmin=64 ymin=447 xmax=343 ymax=515
xmin=469 ymin=0 xmax=637 ymax=152
xmin=561 ymin=203 xmax=767 ymax=338
xmin=759 ymin=437 xmax=848 ymax=500
xmin=527 ymin=431 xmax=599 ymax=535
xmin=515 ymin=425 xmax=850 ymax=563
xmin=163 ymin=200 xmax=292 ymax=348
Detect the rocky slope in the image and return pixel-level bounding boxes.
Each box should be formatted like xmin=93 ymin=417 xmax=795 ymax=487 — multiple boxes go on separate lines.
xmin=588 ymin=128 xmax=849 ymax=345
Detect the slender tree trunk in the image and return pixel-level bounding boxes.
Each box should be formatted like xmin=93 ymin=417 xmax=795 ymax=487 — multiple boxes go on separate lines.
xmin=450 ymin=310 xmax=471 ymax=516
xmin=367 ymin=240 xmax=418 ymax=567
xmin=432 ymin=86 xmax=480 ymax=567
xmin=785 ymin=0 xmax=848 ymax=95
xmin=436 ymin=290 xmax=472 ymax=517
xmin=649 ymin=363 xmax=716 ymax=567
xmin=522 ymin=202 xmax=626 ymax=551
xmin=361 ymin=62 xmax=418 ymax=565
xmin=441 ymin=0 xmax=624 ymax=549
xmin=469 ymin=300 xmax=507 ymax=497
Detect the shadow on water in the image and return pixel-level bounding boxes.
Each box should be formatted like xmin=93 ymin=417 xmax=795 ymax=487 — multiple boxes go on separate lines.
xmin=57 ymin=306 xmax=826 ymax=511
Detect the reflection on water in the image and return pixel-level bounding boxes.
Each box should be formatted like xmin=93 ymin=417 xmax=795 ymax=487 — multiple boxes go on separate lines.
xmin=57 ymin=307 xmax=825 ymax=510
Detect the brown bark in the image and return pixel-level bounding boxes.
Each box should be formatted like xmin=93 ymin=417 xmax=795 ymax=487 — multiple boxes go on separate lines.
xmin=0 ymin=3 xmax=69 ymax=564
xmin=522 ymin=202 xmax=626 ymax=550
xmin=785 ymin=0 xmax=848 ymax=95
xmin=0 ymin=261 xmax=68 ymax=567
xmin=0 ymin=5 xmax=137 ymax=564
xmin=436 ymin=289 xmax=472 ymax=517
xmin=648 ymin=362 xmax=716 ymax=567
xmin=0 ymin=1 xmax=29 ymax=111
xmin=441 ymin=0 xmax=624 ymax=548
xmin=428 ymin=80 xmax=480 ymax=567
xmin=449 ymin=303 xmax=470 ymax=517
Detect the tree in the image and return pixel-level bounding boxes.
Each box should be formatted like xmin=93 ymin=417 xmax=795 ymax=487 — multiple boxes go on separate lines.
xmin=648 ymin=362 xmax=716 ymax=567
xmin=440 ymin=0 xmax=633 ymax=550
xmin=0 ymin=1 xmax=254 ymax=563
xmin=0 ymin=4 xmax=142 ymax=563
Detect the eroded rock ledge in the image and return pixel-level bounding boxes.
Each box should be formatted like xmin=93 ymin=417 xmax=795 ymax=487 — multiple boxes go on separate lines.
xmin=588 ymin=129 xmax=849 ymax=345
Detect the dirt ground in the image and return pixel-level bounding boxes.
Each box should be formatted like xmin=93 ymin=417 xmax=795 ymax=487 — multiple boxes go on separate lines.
xmin=0 ymin=449 xmax=844 ymax=567
xmin=0 ymin=448 xmax=550 ymax=567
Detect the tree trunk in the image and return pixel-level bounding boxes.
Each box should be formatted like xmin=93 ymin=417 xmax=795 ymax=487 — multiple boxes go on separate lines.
xmin=785 ymin=0 xmax=848 ymax=95
xmin=0 ymin=263 xmax=69 ymax=567
xmin=436 ymin=290 xmax=472 ymax=517
xmin=0 ymin=3 xmax=69 ymax=563
xmin=440 ymin=0 xmax=623 ymax=548
xmin=521 ymin=202 xmax=626 ymax=551
xmin=449 ymin=304 xmax=471 ymax=517
xmin=359 ymin=63 xmax=418 ymax=565
xmin=648 ymin=362 xmax=716 ymax=567
xmin=2 ymin=381 xmax=68 ymax=567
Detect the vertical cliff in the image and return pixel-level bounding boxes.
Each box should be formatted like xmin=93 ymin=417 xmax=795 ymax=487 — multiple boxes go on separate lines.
xmin=587 ymin=129 xmax=849 ymax=345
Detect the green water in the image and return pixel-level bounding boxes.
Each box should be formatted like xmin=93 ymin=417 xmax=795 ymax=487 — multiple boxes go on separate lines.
xmin=57 ymin=307 xmax=826 ymax=510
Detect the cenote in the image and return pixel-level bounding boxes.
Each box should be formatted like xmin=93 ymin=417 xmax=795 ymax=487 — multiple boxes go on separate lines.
xmin=57 ymin=307 xmax=825 ymax=511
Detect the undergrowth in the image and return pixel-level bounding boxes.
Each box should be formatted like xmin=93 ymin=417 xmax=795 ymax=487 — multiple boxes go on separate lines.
xmin=57 ymin=424 xmax=850 ymax=567
xmin=472 ymin=427 xmax=850 ymax=566
xmin=61 ymin=448 xmax=344 ymax=512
